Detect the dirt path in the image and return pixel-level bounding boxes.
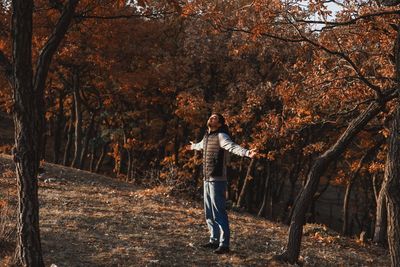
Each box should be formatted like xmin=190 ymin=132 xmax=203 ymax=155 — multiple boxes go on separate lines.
xmin=0 ymin=155 xmax=390 ymax=266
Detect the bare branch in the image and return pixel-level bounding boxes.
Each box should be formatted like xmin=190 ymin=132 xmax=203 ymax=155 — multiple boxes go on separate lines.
xmin=294 ymin=10 xmax=400 ymax=30
xmin=329 ymin=99 xmax=375 ymax=117
xmin=33 ymin=0 xmax=79 ymax=95
xmin=75 ymin=11 xmax=175 ymax=20
xmin=286 ymin=18 xmax=384 ymax=98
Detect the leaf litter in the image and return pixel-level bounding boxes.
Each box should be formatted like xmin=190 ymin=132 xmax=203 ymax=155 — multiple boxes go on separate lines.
xmin=0 ymin=155 xmax=390 ymax=266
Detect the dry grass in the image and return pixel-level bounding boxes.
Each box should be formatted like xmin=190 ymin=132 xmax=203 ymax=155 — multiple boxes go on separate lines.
xmin=0 ymin=154 xmax=390 ymax=266
xmin=0 ymin=158 xmax=16 ymax=267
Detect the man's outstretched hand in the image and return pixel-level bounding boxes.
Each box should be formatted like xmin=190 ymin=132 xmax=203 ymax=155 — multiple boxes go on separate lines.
xmin=248 ymin=149 xmax=257 ymax=158
xmin=186 ymin=141 xmax=194 ymax=151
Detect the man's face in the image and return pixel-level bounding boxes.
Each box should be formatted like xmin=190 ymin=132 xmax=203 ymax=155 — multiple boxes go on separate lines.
xmin=207 ymin=114 xmax=221 ymax=129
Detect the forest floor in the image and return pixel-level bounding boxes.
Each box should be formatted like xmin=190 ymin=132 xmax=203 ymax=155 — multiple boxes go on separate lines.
xmin=0 ymin=154 xmax=391 ymax=267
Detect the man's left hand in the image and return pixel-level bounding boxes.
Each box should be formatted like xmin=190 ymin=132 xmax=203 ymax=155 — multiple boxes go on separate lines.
xmin=248 ymin=149 xmax=257 ymax=158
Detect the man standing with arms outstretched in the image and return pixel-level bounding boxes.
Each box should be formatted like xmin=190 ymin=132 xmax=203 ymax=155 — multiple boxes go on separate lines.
xmin=187 ymin=113 xmax=256 ymax=254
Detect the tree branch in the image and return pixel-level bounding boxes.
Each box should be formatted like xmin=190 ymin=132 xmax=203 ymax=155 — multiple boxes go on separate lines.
xmin=287 ymin=18 xmax=384 ymax=98
xmin=222 ymin=22 xmax=384 ymax=98
xmin=33 ymin=0 xmax=79 ymax=95
xmin=75 ymin=11 xmax=175 ymax=20
xmin=294 ymin=10 xmax=400 ymax=30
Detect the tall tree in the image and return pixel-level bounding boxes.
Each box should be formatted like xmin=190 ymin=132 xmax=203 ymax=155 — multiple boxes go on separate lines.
xmin=3 ymin=0 xmax=79 ymax=265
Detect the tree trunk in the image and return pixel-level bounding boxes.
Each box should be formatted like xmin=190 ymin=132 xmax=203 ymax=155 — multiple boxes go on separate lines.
xmin=63 ymin=103 xmax=75 ymax=166
xmin=174 ymin=133 xmax=179 ymax=166
xmin=385 ymin=104 xmax=400 ymax=266
xmin=236 ymin=158 xmax=256 ymax=208
xmin=284 ymin=156 xmax=303 ymax=224
xmin=127 ymin=148 xmax=133 ymax=181
xmin=79 ymin=112 xmax=95 ymax=169
xmin=235 ymin=157 xmax=245 ymax=201
xmin=343 ymin=142 xmax=383 ymax=235
xmin=270 ymin=169 xmax=285 ymax=219
xmin=41 ymin=129 xmax=48 ymax=160
xmin=373 ymin=177 xmax=387 ymax=244
xmin=12 ymin=1 xmax=44 ymax=265
xmin=95 ymin=141 xmax=109 ymax=173
xmin=11 ymin=0 xmax=79 ymax=265
xmin=276 ymin=101 xmax=384 ymax=264
xmin=342 ymin=179 xmax=354 ymax=235
xmin=89 ymin=142 xmax=96 ymax=172
xmin=309 ymin=179 xmax=330 ymax=223
xmin=115 ymin=144 xmax=122 ymax=176
xmin=383 ymin=22 xmax=400 ymax=266
xmin=53 ymin=91 xmax=65 ymax=164
xmin=71 ymin=72 xmax=82 ymax=168
xmin=258 ymin=161 xmax=271 ymax=217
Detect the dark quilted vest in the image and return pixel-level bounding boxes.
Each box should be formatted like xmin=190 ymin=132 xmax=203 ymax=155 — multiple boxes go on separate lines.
xmin=203 ymin=131 xmax=225 ymax=181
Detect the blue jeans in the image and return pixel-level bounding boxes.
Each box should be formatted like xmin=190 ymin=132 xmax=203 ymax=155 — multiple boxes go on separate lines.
xmin=204 ymin=180 xmax=230 ymax=247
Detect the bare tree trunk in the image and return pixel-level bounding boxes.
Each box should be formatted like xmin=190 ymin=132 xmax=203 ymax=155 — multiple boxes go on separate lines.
xmin=63 ymin=103 xmax=75 ymax=166
xmin=174 ymin=133 xmax=179 ymax=166
xmin=235 ymin=157 xmax=245 ymax=201
xmin=236 ymin=158 xmax=256 ymax=208
xmin=95 ymin=141 xmax=109 ymax=173
xmin=10 ymin=0 xmax=79 ymax=265
xmin=71 ymin=72 xmax=82 ymax=168
xmin=89 ymin=142 xmax=96 ymax=172
xmin=127 ymin=148 xmax=133 ymax=181
xmin=282 ymin=155 xmax=302 ymax=223
xmin=12 ymin=1 xmax=44 ymax=265
xmin=276 ymin=101 xmax=384 ymax=264
xmin=53 ymin=91 xmax=65 ymax=164
xmin=385 ymin=103 xmax=400 ymax=266
xmin=342 ymin=179 xmax=355 ymax=235
xmin=373 ymin=176 xmax=387 ymax=244
xmin=383 ymin=23 xmax=400 ymax=266
xmin=79 ymin=112 xmax=95 ymax=169
xmin=343 ymin=142 xmax=383 ymax=235
xmin=115 ymin=144 xmax=122 ymax=176
xmin=309 ymin=179 xmax=330 ymax=223
xmin=270 ymin=169 xmax=285 ymax=219
xmin=258 ymin=161 xmax=271 ymax=217
xmin=42 ymin=129 xmax=48 ymax=160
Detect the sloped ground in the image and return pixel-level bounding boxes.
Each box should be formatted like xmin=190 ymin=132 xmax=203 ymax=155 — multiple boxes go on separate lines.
xmin=0 ymin=155 xmax=390 ymax=266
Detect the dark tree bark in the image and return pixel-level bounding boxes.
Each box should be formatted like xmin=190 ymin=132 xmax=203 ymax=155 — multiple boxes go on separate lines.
xmin=384 ymin=22 xmax=400 ymax=265
xmin=42 ymin=129 xmax=48 ymax=160
xmin=79 ymin=112 xmax=96 ymax=169
xmin=174 ymin=133 xmax=180 ymax=166
xmin=270 ymin=169 xmax=285 ymax=218
xmin=373 ymin=175 xmax=387 ymax=244
xmin=258 ymin=161 xmax=271 ymax=217
xmin=343 ymin=141 xmax=383 ymax=235
xmin=235 ymin=157 xmax=246 ymax=201
xmin=385 ymin=104 xmax=400 ymax=266
xmin=283 ymin=155 xmax=303 ymax=224
xmin=63 ymin=103 xmax=75 ymax=166
xmin=71 ymin=71 xmax=83 ymax=168
xmin=236 ymin=158 xmax=256 ymax=208
xmin=276 ymin=101 xmax=385 ymax=264
xmin=10 ymin=0 xmax=79 ymax=265
xmin=127 ymin=148 xmax=133 ymax=181
xmin=89 ymin=141 xmax=96 ymax=172
xmin=95 ymin=141 xmax=109 ymax=173
xmin=12 ymin=1 xmax=43 ymax=265
xmin=53 ymin=91 xmax=65 ymax=164
xmin=308 ymin=177 xmax=331 ymax=223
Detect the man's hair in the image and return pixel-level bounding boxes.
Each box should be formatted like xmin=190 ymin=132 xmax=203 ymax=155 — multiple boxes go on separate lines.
xmin=213 ymin=113 xmax=230 ymax=135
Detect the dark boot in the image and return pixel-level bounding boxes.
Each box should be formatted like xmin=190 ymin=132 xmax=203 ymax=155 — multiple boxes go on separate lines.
xmin=201 ymin=242 xmax=219 ymax=249
xmin=213 ymin=246 xmax=230 ymax=254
